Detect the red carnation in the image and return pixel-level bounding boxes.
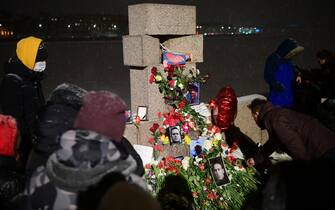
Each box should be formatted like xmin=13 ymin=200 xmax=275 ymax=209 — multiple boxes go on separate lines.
xmin=150 ymin=123 xmax=159 ymax=133
xmin=151 ymin=67 xmax=157 ymax=75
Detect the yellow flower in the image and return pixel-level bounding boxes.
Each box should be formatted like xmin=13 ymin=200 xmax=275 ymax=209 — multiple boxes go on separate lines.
xmin=184 ymin=135 xmax=191 ymax=145
xmin=212 ymin=139 xmax=220 ymax=147
xmin=160 ymin=134 xmax=170 ymax=145
xmin=154 ymin=75 xmax=162 ymax=82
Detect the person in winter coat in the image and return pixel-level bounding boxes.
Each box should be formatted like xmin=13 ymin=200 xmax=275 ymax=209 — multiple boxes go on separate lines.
xmin=0 ymin=114 xmax=25 ymax=210
xmin=316 ymin=49 xmax=335 ymax=100
xmin=246 ymin=98 xmax=335 ymax=166
xmin=26 ymin=129 xmax=146 ymax=210
xmin=73 ymin=90 xmax=145 ymax=176
xmin=264 ymin=38 xmax=304 ymax=108
xmin=26 ymin=83 xmax=87 ymax=177
xmin=0 ymin=36 xmax=48 ymax=167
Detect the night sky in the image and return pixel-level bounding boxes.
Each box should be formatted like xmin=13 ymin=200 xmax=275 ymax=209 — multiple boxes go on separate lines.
xmin=2 ymin=0 xmax=335 ymax=27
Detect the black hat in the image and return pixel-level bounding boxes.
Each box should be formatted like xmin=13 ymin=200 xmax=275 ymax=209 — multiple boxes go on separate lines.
xmin=35 ymin=42 xmax=48 ymax=61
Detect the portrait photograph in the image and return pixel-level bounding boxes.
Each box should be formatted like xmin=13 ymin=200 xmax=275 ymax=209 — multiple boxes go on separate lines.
xmin=137 ymin=106 xmax=148 ymax=121
xmin=209 ymin=156 xmax=230 ymax=186
xmin=168 ymin=126 xmax=182 ymax=144
xmin=189 ymin=136 xmax=207 ymax=157
xmin=186 ymin=82 xmax=200 ymax=105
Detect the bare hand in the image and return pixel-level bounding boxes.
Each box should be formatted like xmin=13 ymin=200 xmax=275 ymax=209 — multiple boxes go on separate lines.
xmin=296 ymin=76 xmax=302 ymax=84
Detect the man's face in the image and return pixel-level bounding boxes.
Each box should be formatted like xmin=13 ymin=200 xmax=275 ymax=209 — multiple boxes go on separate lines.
xmin=171 ymin=128 xmax=181 ymax=142
xmin=191 ymin=90 xmax=197 ymax=100
xmin=319 ymin=58 xmax=326 ymax=65
xmin=213 ymin=163 xmax=225 ymax=180
xmin=251 ymin=112 xmax=258 ymax=123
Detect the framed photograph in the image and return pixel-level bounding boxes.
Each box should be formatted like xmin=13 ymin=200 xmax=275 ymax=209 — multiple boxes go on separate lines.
xmin=186 ymin=82 xmax=200 ymax=105
xmin=209 ymin=156 xmax=230 ymax=186
xmin=175 ymin=156 xmax=184 ymax=161
xmin=137 ymin=106 xmax=148 ymax=121
xmin=189 ymin=136 xmax=206 ymax=157
xmin=168 ymin=126 xmax=182 ymax=144
xmin=125 ymin=110 xmax=133 ymax=124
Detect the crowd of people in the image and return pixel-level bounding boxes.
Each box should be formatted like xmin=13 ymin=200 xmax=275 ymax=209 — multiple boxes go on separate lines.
xmin=0 ymin=35 xmax=334 ymax=210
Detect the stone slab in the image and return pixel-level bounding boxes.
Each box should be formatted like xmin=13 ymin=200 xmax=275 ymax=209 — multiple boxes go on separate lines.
xmin=130 ymin=65 xmax=170 ymax=121
xmin=235 ymin=94 xmax=268 ymax=145
xmin=123 ymin=35 xmax=161 ymax=67
xmin=128 ymin=3 xmax=196 ymax=35
xmin=163 ymin=35 xmax=203 ymax=63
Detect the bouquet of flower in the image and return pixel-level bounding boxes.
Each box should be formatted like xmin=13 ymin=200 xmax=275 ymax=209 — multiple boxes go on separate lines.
xmin=149 ymin=65 xmax=208 ymax=108
xmin=145 ymin=132 xmax=260 ymax=210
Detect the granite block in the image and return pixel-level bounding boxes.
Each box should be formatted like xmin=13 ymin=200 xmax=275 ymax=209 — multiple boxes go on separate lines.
xmin=235 ymin=94 xmax=268 ymax=144
xmin=123 ymin=35 xmax=161 ymax=67
xmin=163 ymin=35 xmax=203 ymax=62
xmin=128 ymin=3 xmax=196 ymax=35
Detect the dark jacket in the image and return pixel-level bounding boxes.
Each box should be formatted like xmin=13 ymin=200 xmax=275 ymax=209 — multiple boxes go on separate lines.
xmin=0 ymin=156 xmax=25 ymax=210
xmin=0 ymin=58 xmax=45 ymax=141
xmin=119 ymin=137 xmax=145 ymax=176
xmin=319 ymin=60 xmax=335 ymax=99
xmin=26 ymin=83 xmax=87 ymax=177
xmin=254 ymin=102 xmax=335 ymax=164
xmin=26 ymin=104 xmax=79 ymax=176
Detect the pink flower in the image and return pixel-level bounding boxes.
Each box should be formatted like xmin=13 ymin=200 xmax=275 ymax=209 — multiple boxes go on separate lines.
xmin=153 ymin=145 xmax=163 ymax=152
xmin=207 ymin=192 xmax=218 ymax=200
xmin=148 ymin=138 xmax=155 ymax=144
xmin=169 ymin=80 xmax=176 ymax=88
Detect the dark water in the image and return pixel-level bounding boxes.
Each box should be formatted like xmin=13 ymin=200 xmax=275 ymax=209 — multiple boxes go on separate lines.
xmin=0 ymin=29 xmax=334 ymax=106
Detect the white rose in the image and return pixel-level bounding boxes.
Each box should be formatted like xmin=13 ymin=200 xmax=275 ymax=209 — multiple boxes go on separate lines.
xmin=203 ymin=140 xmax=213 ymax=151
xmin=214 ymin=132 xmax=222 ymax=140
xmin=182 ymin=156 xmax=190 ymax=170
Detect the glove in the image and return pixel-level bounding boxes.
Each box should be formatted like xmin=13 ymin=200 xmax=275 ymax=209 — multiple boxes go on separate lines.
xmin=272 ymin=83 xmax=285 ymax=92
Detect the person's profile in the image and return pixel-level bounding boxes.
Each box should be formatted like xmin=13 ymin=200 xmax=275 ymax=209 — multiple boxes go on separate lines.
xmin=186 ymin=82 xmax=200 ymax=105
xmin=168 ymin=126 xmax=182 ymax=144
xmin=209 ymin=156 xmax=230 ymax=186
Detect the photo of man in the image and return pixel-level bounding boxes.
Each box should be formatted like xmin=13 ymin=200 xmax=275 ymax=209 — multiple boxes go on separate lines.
xmin=209 ymin=156 xmax=230 ymax=186
xmin=169 ymin=126 xmax=182 ymax=144
xmin=186 ymin=83 xmax=200 ymax=105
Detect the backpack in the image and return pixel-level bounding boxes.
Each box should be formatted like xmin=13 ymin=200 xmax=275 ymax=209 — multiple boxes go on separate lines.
xmin=0 ymin=114 xmax=18 ymax=157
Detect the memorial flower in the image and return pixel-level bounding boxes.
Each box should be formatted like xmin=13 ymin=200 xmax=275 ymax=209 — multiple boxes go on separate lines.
xmin=144 ymin=137 xmax=260 ymax=210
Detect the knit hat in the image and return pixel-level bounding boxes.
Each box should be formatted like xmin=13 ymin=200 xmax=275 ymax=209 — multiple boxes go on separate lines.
xmin=74 ymin=91 xmax=127 ymax=142
xmin=16 ymin=36 xmax=43 ymax=70
xmin=0 ymin=114 xmax=18 ymax=157
xmin=47 ymin=83 xmax=88 ymax=110
xmin=46 ymin=129 xmax=137 ymax=192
